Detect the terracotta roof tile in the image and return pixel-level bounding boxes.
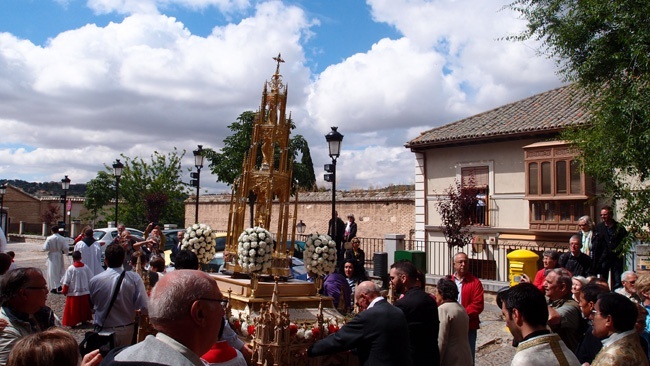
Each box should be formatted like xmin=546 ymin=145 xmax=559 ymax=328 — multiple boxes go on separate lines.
xmin=406 ymin=84 xmax=590 ymax=148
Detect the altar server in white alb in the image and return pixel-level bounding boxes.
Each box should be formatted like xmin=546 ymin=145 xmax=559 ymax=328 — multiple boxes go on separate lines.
xmin=74 ymin=228 xmax=104 ymax=276
xmin=42 ymin=226 xmax=68 ymax=293
xmin=61 ymin=250 xmax=94 ymax=326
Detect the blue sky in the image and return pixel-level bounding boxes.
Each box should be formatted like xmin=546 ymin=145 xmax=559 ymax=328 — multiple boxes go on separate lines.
xmin=0 ymin=0 xmax=562 ymax=190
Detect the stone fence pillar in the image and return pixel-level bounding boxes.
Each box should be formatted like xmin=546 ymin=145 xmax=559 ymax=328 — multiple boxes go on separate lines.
xmin=384 ymin=234 xmax=405 ymax=270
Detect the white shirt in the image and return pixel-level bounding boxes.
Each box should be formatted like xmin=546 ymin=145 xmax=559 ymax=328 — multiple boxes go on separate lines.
xmin=367 ymin=296 xmax=385 ymax=310
xmin=601 ymin=329 xmax=636 ymax=348
xmin=89 ymin=267 xmax=148 ymax=327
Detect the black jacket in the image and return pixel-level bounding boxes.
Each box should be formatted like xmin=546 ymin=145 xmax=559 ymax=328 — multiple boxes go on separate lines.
xmin=309 ymin=299 xmax=413 ymax=366
xmin=394 ymin=287 xmax=440 ymax=366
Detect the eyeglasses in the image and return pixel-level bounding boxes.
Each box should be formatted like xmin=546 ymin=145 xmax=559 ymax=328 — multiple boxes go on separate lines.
xmin=198 ymin=298 xmax=229 ymax=308
xmin=590 ymin=309 xmax=602 ymax=317
xmin=627 ymin=280 xmax=636 ymax=284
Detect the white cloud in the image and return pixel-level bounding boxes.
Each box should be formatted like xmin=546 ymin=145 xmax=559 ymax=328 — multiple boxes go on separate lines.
xmin=0 ymin=0 xmax=564 ymax=193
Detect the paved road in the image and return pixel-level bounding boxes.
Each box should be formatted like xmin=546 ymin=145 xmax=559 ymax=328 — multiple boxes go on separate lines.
xmin=7 ymin=240 xmax=516 ymax=365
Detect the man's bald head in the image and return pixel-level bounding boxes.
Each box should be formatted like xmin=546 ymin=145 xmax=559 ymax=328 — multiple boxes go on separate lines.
xmin=150 ymin=270 xmax=219 ymax=323
xmin=149 ymin=270 xmax=225 ymax=357
xmin=354 ymin=281 xmax=381 ymax=311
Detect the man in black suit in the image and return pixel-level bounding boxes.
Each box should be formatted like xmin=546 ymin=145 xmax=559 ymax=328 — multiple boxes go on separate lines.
xmin=592 ymin=206 xmax=628 ymax=289
xmin=390 ymin=260 xmax=440 ymax=366
xmin=308 ymin=281 xmax=412 ymax=366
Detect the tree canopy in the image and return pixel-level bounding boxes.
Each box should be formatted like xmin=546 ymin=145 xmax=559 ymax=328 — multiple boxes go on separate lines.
xmin=509 ymin=0 xmax=650 ymax=239
xmin=205 ymin=111 xmax=316 ymax=191
xmin=86 ymin=149 xmax=188 ymax=229
xmin=84 ymin=170 xmax=114 ymax=225
xmin=119 ymin=149 xmax=188 ymax=228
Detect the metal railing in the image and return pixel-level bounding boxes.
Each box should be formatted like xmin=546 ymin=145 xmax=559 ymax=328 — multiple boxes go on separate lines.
xmin=408 ymin=239 xmax=570 ymax=282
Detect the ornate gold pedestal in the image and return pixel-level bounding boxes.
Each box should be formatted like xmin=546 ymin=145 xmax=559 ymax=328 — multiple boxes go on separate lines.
xmin=211 ymin=274 xmax=342 ymax=322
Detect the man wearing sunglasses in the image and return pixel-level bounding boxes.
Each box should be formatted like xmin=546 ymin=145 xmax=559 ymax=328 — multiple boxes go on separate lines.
xmin=615 ymin=271 xmax=641 ymax=303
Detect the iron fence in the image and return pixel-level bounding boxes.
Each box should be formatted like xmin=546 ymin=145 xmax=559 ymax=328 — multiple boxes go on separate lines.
xmin=410 ymin=239 xmax=570 ymax=282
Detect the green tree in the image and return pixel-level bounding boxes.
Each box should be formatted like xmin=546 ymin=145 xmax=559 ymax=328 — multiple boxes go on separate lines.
xmin=118 ymin=149 xmax=188 ymax=229
xmin=84 ymin=170 xmax=114 ymax=225
xmin=508 ymin=0 xmax=650 ymax=240
xmin=204 ymin=111 xmax=317 ymax=190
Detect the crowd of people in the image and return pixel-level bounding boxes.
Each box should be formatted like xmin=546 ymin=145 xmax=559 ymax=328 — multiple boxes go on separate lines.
xmin=0 ymin=203 xmax=647 ymax=366
xmin=512 ymin=206 xmax=650 ymax=365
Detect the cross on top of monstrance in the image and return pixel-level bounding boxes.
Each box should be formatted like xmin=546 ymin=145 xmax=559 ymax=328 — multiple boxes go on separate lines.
xmin=225 ymin=54 xmax=300 ymax=278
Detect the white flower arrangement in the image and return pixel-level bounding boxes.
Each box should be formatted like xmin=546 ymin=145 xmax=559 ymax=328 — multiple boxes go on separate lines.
xmin=304 ymin=233 xmax=337 ymax=276
xmin=237 ymin=226 xmax=274 ymax=273
xmin=181 ymin=223 xmax=218 ymax=265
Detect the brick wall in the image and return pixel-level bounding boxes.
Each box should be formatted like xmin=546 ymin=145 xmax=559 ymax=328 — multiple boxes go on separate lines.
xmin=186 ymin=190 xmax=416 ymax=239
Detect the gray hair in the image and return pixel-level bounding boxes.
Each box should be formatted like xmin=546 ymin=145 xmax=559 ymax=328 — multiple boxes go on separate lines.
xmin=550 ymin=268 xmax=573 ymax=292
xmin=543 ymin=250 xmax=560 ymax=261
xmin=149 ymin=270 xmax=215 ymax=322
xmin=578 ymin=215 xmax=594 ymax=229
xmin=569 ymin=234 xmax=581 ymax=243
xmin=621 ymin=270 xmax=637 ymax=282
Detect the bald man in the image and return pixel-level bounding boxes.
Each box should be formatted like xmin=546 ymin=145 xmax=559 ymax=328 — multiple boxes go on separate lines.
xmin=309 ymin=281 xmax=412 ymax=366
xmin=107 ymin=270 xmax=227 ymax=366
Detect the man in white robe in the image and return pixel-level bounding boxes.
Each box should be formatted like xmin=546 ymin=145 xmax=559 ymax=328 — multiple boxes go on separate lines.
xmin=74 ymin=228 xmax=104 ymax=276
xmin=42 ymin=226 xmax=68 ymax=293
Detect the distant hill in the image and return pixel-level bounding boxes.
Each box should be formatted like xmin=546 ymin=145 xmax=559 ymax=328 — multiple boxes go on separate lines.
xmin=3 ymin=179 xmax=86 ymax=197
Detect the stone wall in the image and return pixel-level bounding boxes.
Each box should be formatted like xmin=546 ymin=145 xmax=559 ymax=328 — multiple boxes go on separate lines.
xmin=186 ymin=190 xmax=416 ymax=239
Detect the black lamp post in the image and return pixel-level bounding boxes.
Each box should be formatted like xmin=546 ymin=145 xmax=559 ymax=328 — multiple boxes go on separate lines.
xmin=192 ymin=145 xmax=205 ymax=224
xmin=0 ymin=183 xmax=6 ymax=232
xmin=112 ymin=159 xmax=124 ymax=225
xmin=60 ymin=175 xmax=71 ymax=234
xmin=324 ymin=126 xmax=344 ymax=245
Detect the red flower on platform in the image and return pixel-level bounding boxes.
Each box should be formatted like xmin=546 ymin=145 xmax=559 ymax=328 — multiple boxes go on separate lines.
xmin=247 ymin=324 xmax=256 ymax=336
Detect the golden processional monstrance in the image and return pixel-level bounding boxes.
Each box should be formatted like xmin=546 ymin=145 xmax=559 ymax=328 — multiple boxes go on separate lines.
xmin=211 ymin=55 xmax=356 ymax=366
xmin=224 ymin=53 xmax=300 ymax=277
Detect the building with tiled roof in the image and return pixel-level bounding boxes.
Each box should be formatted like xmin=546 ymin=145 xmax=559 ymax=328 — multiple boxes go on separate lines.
xmin=406 ymin=84 xmax=590 ymax=149
xmin=405 ymin=84 xmax=608 ymax=283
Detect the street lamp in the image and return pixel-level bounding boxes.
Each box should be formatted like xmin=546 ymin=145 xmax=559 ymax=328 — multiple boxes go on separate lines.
xmin=60 ymin=175 xmax=71 ymax=234
xmin=0 ymin=183 xmax=6 ymax=232
xmin=191 ymin=145 xmax=205 ymax=224
xmin=112 ymin=159 xmax=124 ymax=225
xmin=296 ymin=220 xmax=306 ymax=234
xmin=324 ymin=126 xmax=343 ymax=254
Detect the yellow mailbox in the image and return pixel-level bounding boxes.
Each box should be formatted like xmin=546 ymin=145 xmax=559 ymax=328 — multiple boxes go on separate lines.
xmin=506 ymin=249 xmax=539 ymax=287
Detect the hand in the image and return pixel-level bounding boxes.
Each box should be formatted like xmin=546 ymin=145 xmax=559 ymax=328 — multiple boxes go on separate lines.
xmin=519 ymin=274 xmax=530 ymax=283
xmin=0 ymin=319 xmax=8 ymax=333
xmin=81 ymin=349 xmax=103 ymax=366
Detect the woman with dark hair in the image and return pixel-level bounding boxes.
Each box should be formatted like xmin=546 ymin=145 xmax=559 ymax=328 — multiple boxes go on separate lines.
xmin=344 ymin=237 xmax=365 ymax=279
xmin=343 ymin=259 xmax=366 ymax=309
xmin=435 ymin=278 xmax=473 ymax=366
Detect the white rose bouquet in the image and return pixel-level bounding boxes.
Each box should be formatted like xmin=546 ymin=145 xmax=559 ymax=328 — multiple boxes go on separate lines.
xmin=304 ymin=233 xmax=337 ymax=276
xmin=181 ymin=223 xmax=218 ymax=265
xmin=237 ymin=227 xmax=274 ymax=273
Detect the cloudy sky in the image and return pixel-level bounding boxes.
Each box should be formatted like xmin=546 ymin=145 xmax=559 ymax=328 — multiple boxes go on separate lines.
xmin=0 ymin=0 xmax=563 ymax=193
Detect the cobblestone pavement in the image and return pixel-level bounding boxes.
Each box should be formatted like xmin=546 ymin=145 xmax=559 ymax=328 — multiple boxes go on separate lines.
xmin=9 ymin=240 xmax=516 ymax=364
